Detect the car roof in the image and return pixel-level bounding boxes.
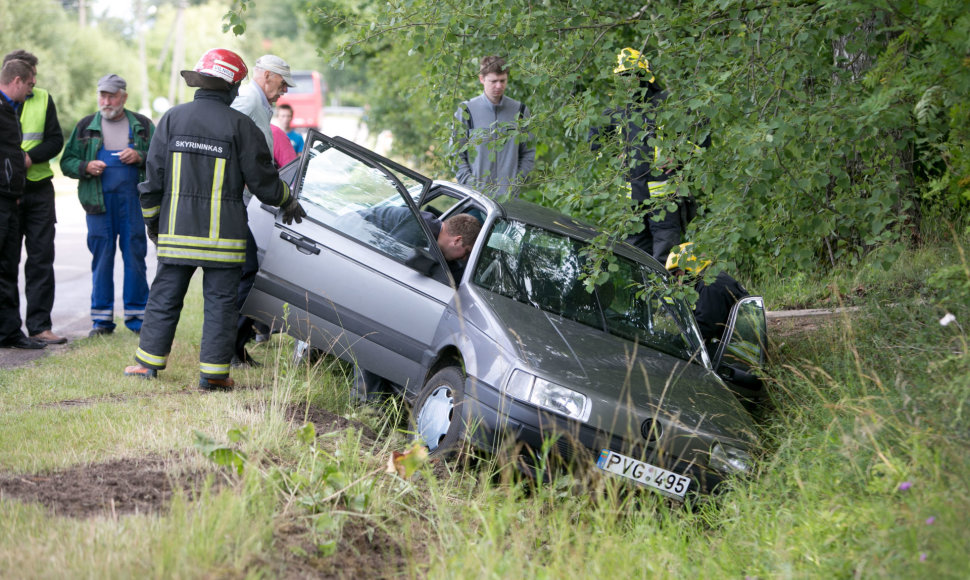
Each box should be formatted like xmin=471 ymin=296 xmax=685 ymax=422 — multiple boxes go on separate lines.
xmin=454 ymin=191 xmax=668 ymax=275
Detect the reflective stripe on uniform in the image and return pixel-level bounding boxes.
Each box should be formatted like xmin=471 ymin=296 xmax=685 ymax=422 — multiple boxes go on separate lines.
xmin=135 ymin=347 xmax=167 ymax=368
xmin=157 ymin=247 xmax=246 ymax=263
xmin=142 ymin=205 xmax=160 ymax=218
xmin=168 ymin=152 xmax=182 ymax=234
xmin=648 ymin=181 xmax=675 ymax=197
xmin=200 ymin=361 xmax=230 ymax=375
xmin=280 ymin=181 xmax=291 ymax=206
xmin=209 ymin=157 xmax=226 ymax=238
xmin=124 ymin=308 xmax=145 ymax=319
xmin=91 ymin=308 xmax=113 ymax=321
xmin=158 ymin=234 xmax=246 ymax=249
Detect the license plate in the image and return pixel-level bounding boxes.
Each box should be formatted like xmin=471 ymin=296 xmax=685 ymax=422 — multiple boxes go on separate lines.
xmin=596 ymin=449 xmax=691 ymax=499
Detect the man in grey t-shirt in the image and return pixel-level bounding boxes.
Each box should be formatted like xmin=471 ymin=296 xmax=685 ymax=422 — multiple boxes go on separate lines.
xmin=452 ymin=56 xmax=535 ymax=198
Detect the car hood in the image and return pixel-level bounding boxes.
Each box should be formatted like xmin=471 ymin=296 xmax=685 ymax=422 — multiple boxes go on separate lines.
xmin=476 ymin=291 xmax=756 ymax=444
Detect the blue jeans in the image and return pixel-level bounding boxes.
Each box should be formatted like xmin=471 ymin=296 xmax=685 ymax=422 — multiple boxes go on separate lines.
xmin=86 ymin=188 xmax=149 ymax=332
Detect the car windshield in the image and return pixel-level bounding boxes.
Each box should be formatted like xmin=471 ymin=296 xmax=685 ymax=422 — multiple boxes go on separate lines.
xmin=472 ymin=219 xmax=702 ymax=361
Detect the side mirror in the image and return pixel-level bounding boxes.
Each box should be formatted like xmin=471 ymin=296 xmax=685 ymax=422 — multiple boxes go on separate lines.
xmin=712 ymin=296 xmax=768 ymax=401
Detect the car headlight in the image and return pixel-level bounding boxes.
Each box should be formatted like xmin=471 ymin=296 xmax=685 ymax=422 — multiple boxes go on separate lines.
xmin=506 ymin=370 xmax=590 ymax=422
xmin=709 ymin=442 xmax=752 ymax=475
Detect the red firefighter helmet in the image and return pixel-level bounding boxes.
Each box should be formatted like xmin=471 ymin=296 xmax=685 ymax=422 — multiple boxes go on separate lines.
xmin=180 ymin=48 xmax=248 ymax=89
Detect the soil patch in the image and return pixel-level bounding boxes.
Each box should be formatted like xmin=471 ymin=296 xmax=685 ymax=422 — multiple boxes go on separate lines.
xmin=285 ymin=404 xmax=377 ymax=441
xmin=269 ymin=518 xmax=412 ymax=579
xmin=39 ymin=390 xmax=195 ymax=409
xmin=324 ymin=517 xmax=409 ymax=579
xmin=0 ymin=456 xmax=219 ymax=518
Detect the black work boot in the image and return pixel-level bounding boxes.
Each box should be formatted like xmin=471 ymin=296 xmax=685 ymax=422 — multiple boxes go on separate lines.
xmin=199 ymin=376 xmax=235 ymax=392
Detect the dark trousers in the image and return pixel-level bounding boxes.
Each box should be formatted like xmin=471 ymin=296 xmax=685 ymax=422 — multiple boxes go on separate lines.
xmin=0 ymin=197 xmax=26 ymax=343
xmin=135 ymin=263 xmax=241 ymax=379
xmin=18 ymin=178 xmax=56 ymax=335
xmin=626 ymin=178 xmax=686 ymax=266
xmin=234 ymin=227 xmax=268 ymax=358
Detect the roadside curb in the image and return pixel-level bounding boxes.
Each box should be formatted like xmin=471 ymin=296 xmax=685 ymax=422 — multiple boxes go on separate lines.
xmin=0 ymin=317 xmax=92 ymax=371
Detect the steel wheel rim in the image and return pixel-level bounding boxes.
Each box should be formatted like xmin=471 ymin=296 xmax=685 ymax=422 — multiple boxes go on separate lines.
xmin=417 ymin=385 xmax=454 ymax=451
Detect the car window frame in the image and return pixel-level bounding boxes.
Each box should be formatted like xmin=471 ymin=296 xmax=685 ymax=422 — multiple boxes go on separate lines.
xmin=292 ymin=131 xmax=456 ymax=284
xmin=711 ymin=295 xmax=767 ymax=373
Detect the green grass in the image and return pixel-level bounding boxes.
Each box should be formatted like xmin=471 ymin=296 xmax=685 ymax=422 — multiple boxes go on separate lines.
xmin=2 ymin=238 xmax=969 ymax=577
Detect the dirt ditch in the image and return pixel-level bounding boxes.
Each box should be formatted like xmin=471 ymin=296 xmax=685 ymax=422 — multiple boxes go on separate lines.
xmin=0 ymin=455 xmax=217 ymax=518
xmin=0 ymin=404 xmax=376 ymax=519
xmin=270 ymin=518 xmax=412 ymax=579
xmin=284 ymin=403 xmax=377 ymax=442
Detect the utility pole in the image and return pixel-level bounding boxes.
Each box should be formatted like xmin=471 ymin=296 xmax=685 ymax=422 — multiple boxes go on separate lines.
xmin=136 ymin=0 xmax=151 ymax=116
xmin=167 ymin=0 xmax=187 ymax=106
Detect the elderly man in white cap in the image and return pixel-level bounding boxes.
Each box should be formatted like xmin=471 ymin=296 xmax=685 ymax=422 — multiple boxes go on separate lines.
xmin=231 ymin=54 xmax=297 ymax=154
xmin=230 ymin=54 xmax=297 ymax=367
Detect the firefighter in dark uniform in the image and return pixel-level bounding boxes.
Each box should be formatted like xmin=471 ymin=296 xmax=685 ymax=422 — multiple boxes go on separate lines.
xmin=591 ymin=48 xmax=709 ymax=266
xmin=124 ymin=48 xmax=306 ymax=390
xmin=665 ymin=242 xmax=749 ymax=351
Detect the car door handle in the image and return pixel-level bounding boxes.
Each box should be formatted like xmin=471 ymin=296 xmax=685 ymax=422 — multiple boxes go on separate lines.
xmin=279 ymin=231 xmax=320 ymax=255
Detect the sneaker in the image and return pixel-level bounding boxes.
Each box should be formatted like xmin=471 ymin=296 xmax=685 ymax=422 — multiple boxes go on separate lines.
xmin=89 ymin=327 xmax=114 ymax=337
xmin=0 ymin=335 xmax=47 ymax=349
xmin=199 ymin=377 xmax=235 ymax=392
xmin=124 ymin=365 xmax=157 ymax=379
xmin=253 ymin=333 xmax=270 ymax=344
xmin=30 ymin=330 xmax=67 ymax=345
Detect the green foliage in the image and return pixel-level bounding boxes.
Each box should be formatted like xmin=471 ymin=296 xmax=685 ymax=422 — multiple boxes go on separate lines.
xmin=0 ymin=0 xmax=141 ymax=132
xmin=193 ymin=429 xmax=248 ymax=474
xmin=258 ymin=0 xmax=970 ymax=279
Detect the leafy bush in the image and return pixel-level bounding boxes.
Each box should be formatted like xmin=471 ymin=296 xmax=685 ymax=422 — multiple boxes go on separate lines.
xmin=274 ymin=0 xmax=970 ymax=279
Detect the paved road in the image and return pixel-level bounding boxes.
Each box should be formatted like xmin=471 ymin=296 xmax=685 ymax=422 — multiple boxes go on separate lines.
xmin=0 ymin=189 xmax=157 ymax=369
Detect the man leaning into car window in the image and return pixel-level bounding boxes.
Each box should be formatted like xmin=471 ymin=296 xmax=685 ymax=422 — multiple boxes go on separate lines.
xmin=360 ymin=206 xmax=481 ymax=280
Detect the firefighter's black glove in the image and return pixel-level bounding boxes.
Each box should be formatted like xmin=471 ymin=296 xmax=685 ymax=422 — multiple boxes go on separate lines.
xmin=281 ymin=197 xmax=306 ymax=225
xmin=147 ymin=224 xmax=158 ymax=246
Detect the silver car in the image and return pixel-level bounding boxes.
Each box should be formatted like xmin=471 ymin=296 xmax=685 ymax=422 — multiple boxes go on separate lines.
xmin=244 ymin=133 xmax=768 ymax=500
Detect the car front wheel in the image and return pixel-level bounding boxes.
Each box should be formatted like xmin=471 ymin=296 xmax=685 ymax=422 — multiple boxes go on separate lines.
xmin=411 ymin=366 xmax=466 ymax=456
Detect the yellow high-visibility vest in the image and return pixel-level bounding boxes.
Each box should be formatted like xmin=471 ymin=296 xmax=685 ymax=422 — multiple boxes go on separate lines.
xmin=20 ymin=88 xmax=54 ymax=182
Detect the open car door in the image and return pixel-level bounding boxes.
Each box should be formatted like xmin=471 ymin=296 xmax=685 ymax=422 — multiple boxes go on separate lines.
xmin=243 ymin=132 xmax=460 ymax=389
xmin=711 ymin=296 xmax=768 ymax=402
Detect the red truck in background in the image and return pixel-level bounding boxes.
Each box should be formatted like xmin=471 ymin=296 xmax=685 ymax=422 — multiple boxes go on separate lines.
xmin=277 ymin=70 xmax=326 ymax=129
